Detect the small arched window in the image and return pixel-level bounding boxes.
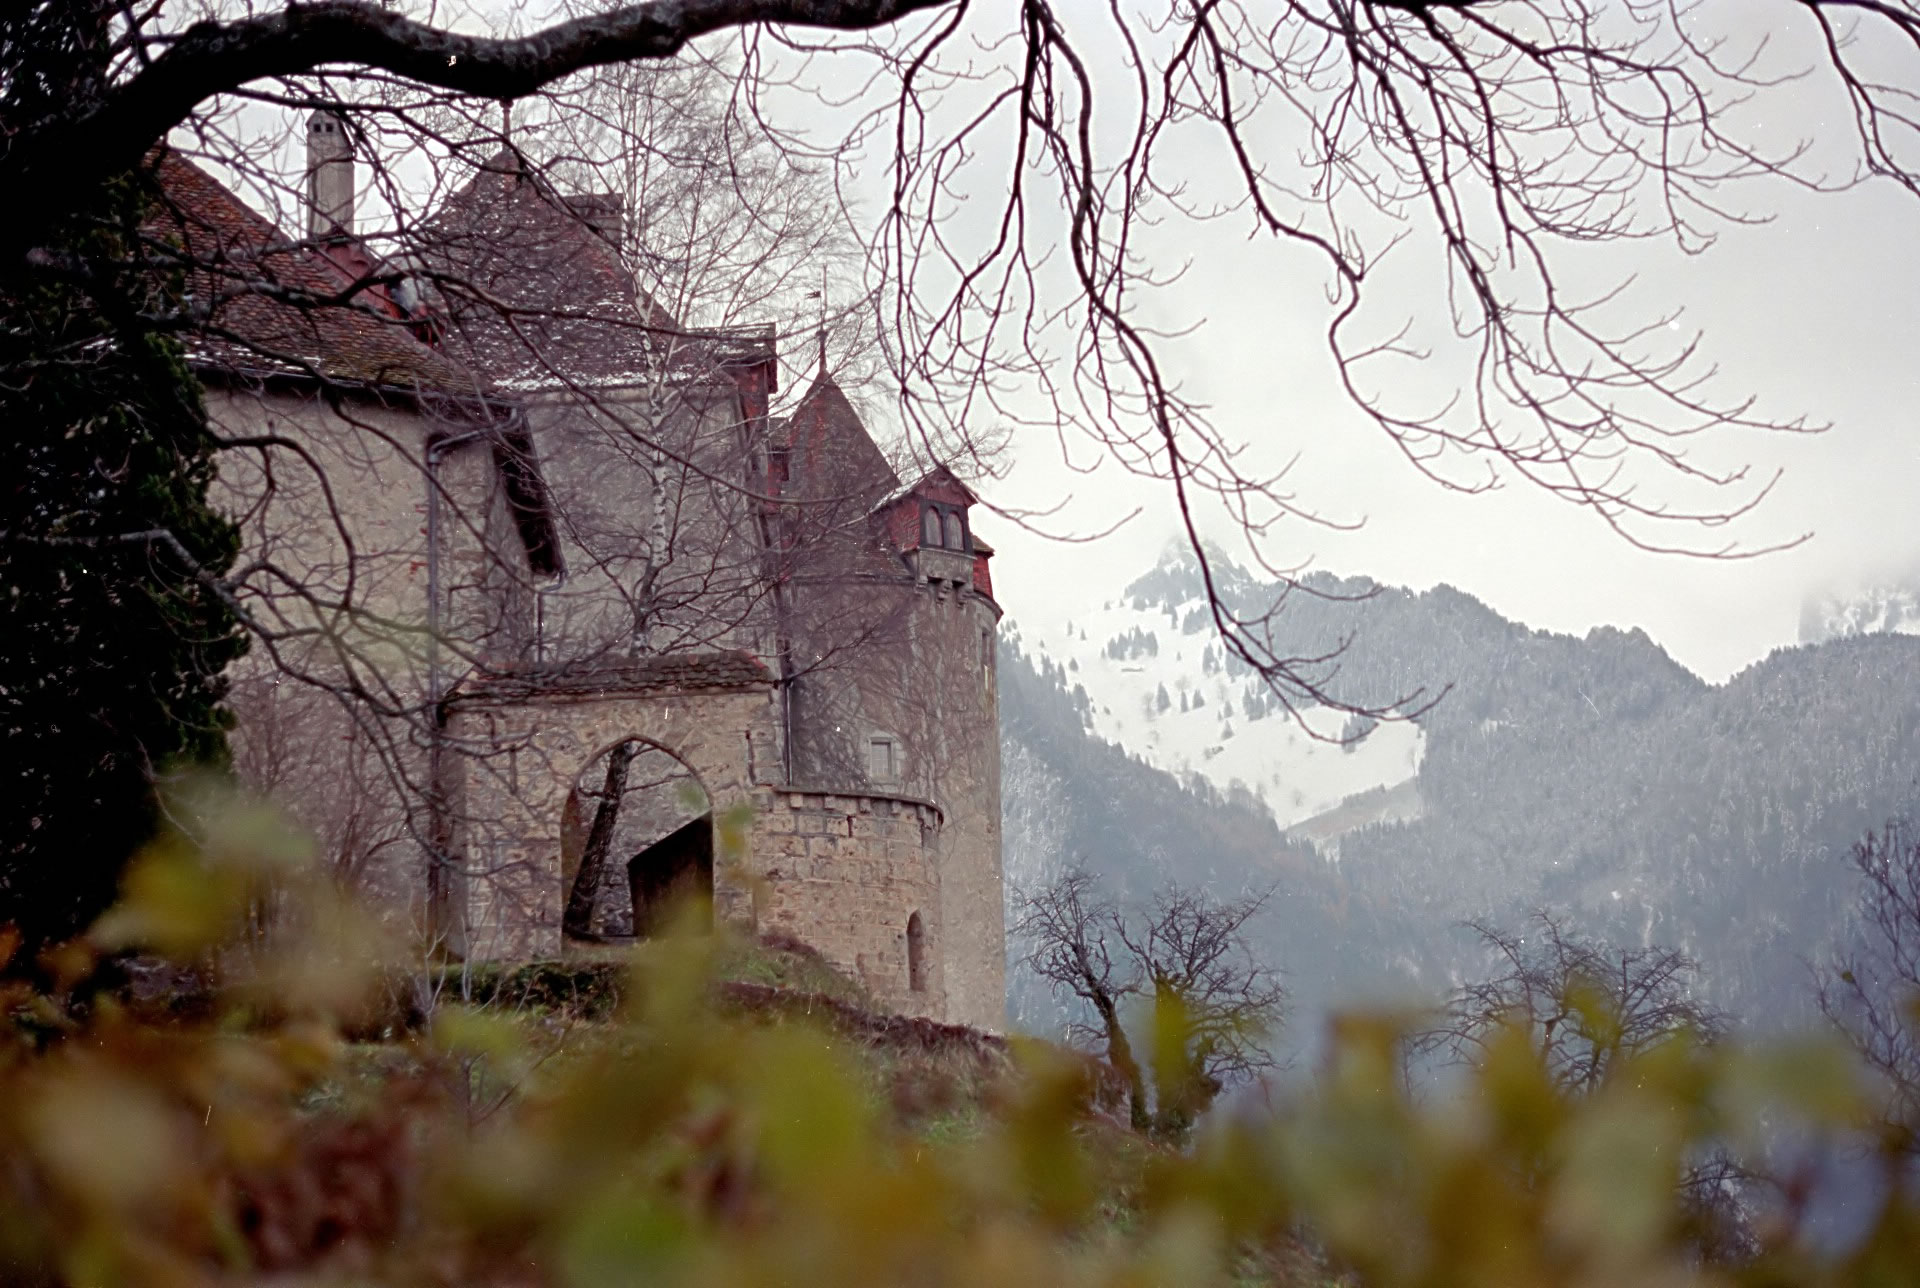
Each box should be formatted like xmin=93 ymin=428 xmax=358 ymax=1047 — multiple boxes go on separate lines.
xmin=922 ymin=506 xmax=942 ymax=548
xmin=907 ymin=911 xmax=927 ymax=993
xmin=944 ymin=510 xmax=965 ymax=551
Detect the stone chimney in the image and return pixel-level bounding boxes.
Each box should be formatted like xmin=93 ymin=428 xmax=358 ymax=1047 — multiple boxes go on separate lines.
xmin=566 ymin=193 xmax=625 ymax=253
xmin=306 ymin=109 xmax=353 ymax=240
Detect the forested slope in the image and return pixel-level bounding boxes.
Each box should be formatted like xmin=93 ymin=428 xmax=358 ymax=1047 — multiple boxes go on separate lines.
xmin=1002 ymin=550 xmax=1920 ymax=1044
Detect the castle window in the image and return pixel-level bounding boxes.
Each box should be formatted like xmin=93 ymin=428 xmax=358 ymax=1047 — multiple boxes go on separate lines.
xmin=867 ymin=735 xmax=900 ymax=783
xmin=921 ymin=505 xmax=942 ymax=548
xmin=944 ymin=510 xmax=966 ymax=551
xmin=907 ymin=911 xmax=927 ymax=992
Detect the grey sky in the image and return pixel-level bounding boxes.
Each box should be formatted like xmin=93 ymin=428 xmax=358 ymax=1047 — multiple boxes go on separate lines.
xmin=215 ymin=0 xmax=1920 ymax=683
xmin=986 ymin=162 xmax=1920 ymax=683
xmin=782 ymin=0 xmax=1920 ymax=685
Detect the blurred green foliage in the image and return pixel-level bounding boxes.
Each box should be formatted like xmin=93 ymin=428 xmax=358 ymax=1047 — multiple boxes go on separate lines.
xmin=4 ymin=786 xmax=1919 ymax=1286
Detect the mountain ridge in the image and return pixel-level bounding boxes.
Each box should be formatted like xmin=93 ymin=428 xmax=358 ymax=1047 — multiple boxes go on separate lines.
xmin=1000 ymin=545 xmax=1920 ymax=1054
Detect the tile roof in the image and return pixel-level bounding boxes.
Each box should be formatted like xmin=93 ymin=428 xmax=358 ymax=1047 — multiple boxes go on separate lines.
xmin=144 ymin=149 xmax=562 ymax=571
xmin=764 ymin=374 xmax=920 ymax=586
xmin=778 ymin=372 xmax=900 ymax=506
xmin=145 ymin=146 xmax=775 ymax=400
xmin=454 ymin=651 xmax=774 ymax=700
xmin=876 ymin=464 xmax=981 ymax=511
xmin=143 ymin=149 xmax=477 ymax=393
xmin=419 ymin=149 xmax=773 ymax=392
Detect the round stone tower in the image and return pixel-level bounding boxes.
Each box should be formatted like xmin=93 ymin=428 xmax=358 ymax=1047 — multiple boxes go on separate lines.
xmin=887 ymin=468 xmax=1004 ymax=1030
xmin=770 ymin=372 xmax=1008 ymax=1029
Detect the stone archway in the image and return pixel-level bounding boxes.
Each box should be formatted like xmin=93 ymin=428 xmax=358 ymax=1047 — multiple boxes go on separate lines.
xmin=436 ymin=655 xmax=777 ymax=960
xmin=560 ymin=739 xmax=712 ymax=941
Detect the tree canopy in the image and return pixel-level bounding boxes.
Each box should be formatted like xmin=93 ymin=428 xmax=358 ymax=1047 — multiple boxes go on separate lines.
xmin=0 ymin=166 xmax=246 ymax=953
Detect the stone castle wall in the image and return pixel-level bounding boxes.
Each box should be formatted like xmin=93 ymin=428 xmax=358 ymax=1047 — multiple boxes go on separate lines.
xmin=209 ymin=383 xmax=533 ymax=923
xmin=441 ymin=668 xmax=962 ymax=1024
xmin=916 ymin=582 xmax=1004 ymax=1031
xmin=790 ymin=550 xmax=1005 ymax=1030
xmin=751 ymin=787 xmax=945 ymax=1017
xmin=519 ymin=385 xmax=774 ymax=665
xmin=212 ymin=387 xmax=1007 ymax=1031
xmin=442 ymin=665 xmax=780 ymax=960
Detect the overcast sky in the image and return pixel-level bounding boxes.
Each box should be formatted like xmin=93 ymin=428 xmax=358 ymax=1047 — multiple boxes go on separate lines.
xmin=983 ymin=164 xmax=1920 ymax=683
xmin=762 ymin=0 xmax=1920 ymax=684
xmin=224 ymin=0 xmax=1920 ymax=683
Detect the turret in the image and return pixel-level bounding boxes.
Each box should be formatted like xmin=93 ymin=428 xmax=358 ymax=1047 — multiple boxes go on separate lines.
xmin=875 ymin=467 xmax=1004 ymax=1027
xmin=772 ymin=369 xmax=1008 ymax=1028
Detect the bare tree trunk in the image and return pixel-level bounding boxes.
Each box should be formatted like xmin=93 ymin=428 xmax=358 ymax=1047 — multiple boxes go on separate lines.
xmin=565 ymin=740 xmax=635 ymax=939
xmin=1090 ymin=985 xmax=1150 ymax=1132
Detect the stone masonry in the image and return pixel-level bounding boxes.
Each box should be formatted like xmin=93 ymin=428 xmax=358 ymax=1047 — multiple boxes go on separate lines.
xmin=167 ymin=127 xmax=1009 ymax=1032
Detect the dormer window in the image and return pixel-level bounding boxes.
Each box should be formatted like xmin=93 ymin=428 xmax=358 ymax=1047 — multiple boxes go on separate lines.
xmin=920 ymin=502 xmax=968 ymax=552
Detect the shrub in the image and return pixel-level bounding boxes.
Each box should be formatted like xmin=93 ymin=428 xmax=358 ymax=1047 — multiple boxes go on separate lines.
xmin=2 ymin=792 xmax=1916 ymax=1285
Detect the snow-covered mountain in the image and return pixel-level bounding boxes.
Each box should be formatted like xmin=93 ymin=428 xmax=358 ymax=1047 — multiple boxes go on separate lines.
xmin=1009 ymin=545 xmax=1423 ymax=833
xmin=999 ymin=541 xmax=1920 ymax=1044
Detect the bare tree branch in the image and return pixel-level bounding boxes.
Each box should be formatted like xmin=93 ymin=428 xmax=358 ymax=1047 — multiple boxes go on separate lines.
xmin=1414 ymin=909 xmax=1728 ymax=1095
xmin=1817 ymin=819 xmax=1920 ymax=1153
xmin=1016 ymin=867 xmax=1283 ymax=1139
xmin=0 ymin=0 xmax=954 ymax=266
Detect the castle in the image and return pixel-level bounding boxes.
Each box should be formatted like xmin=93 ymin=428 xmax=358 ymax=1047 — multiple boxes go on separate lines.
xmin=149 ymin=113 xmax=1006 ymax=1028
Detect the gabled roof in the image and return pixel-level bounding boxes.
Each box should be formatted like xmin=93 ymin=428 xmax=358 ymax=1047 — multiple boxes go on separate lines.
xmin=144 ymin=149 xmax=473 ymax=391
xmin=421 ymin=148 xmax=744 ymax=391
xmin=878 ymin=463 xmax=981 ymax=511
xmin=145 ymin=149 xmax=562 ymax=573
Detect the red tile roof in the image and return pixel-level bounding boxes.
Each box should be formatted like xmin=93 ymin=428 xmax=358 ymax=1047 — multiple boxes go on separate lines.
xmin=144 ymin=149 xmax=563 ymax=571
xmin=777 ymin=372 xmax=900 ymax=506
xmin=144 ymin=149 xmax=476 ymax=392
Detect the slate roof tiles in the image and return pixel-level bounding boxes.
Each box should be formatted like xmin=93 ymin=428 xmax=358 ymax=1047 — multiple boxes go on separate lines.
xmin=420 ymin=149 xmax=772 ymax=392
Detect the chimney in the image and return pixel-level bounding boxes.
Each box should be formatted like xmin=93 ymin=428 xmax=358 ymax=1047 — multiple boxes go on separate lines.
xmin=567 ymin=193 xmax=625 ymax=254
xmin=306 ymin=109 xmax=353 ymax=240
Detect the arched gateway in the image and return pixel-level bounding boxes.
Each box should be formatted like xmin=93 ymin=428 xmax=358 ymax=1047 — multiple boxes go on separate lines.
xmin=433 ymin=652 xmax=950 ymax=1017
